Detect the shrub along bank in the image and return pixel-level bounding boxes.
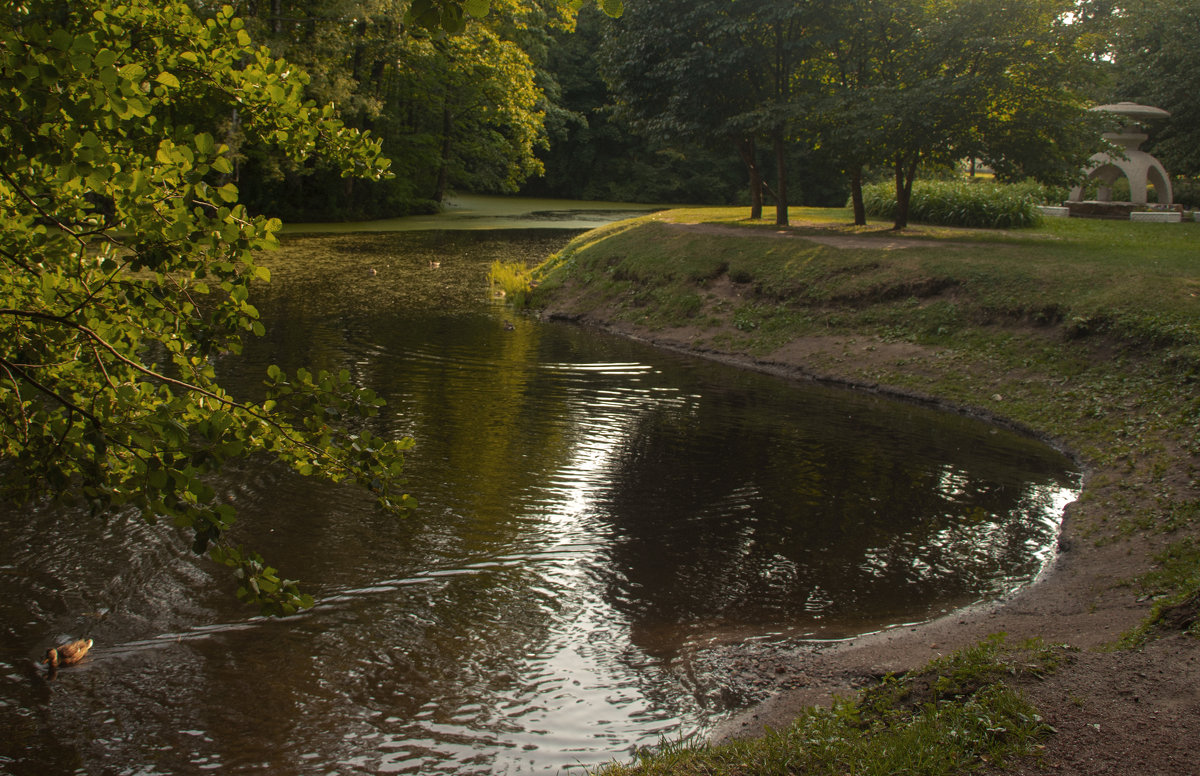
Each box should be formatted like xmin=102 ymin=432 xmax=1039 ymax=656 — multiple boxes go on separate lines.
xmin=527 ymin=207 xmax=1200 ymax=774
xmin=859 ymin=179 xmax=1067 ymax=229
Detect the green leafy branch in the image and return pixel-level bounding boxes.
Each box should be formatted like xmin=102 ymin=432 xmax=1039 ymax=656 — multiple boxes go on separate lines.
xmin=0 ymin=0 xmax=415 ymax=615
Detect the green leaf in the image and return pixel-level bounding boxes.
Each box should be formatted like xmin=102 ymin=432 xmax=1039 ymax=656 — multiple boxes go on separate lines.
xmin=49 ymin=28 xmax=72 ymax=51
xmin=119 ymin=63 xmax=146 ymax=82
xmin=463 ymin=0 xmax=491 ymax=17
xmin=70 ymin=34 xmax=97 ymax=55
xmin=155 ymin=71 xmax=180 ymax=89
xmin=194 ymin=132 xmax=215 ymax=155
xmin=441 ymin=5 xmax=466 ymax=33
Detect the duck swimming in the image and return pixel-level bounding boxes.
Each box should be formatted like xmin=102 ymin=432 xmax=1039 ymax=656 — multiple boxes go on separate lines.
xmin=43 ymin=638 xmax=93 ymax=668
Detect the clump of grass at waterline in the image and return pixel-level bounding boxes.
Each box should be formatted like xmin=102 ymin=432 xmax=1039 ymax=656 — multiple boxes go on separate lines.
xmin=489 ymin=259 xmax=536 ymax=306
xmin=591 ymin=635 xmax=1068 ymax=776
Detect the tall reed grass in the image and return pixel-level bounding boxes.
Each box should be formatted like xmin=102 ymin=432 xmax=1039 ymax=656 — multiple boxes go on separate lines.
xmin=861 ymin=179 xmax=1064 ymax=228
xmin=488 ymin=260 xmax=533 ymax=306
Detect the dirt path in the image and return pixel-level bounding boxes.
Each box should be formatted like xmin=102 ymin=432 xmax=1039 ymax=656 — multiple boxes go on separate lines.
xmin=662 ymin=220 xmax=972 ymax=250
xmin=536 ymin=303 xmax=1200 ymax=774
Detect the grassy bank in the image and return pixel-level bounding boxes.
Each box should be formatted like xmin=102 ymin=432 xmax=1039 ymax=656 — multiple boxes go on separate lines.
xmin=528 ymin=207 xmax=1200 ymax=774
xmin=593 ymin=635 xmax=1068 ymax=776
xmin=533 ymin=207 xmax=1198 ymax=478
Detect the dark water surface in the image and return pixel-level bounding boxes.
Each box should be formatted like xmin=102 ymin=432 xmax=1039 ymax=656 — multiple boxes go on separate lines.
xmin=1 ymin=230 xmax=1079 ymax=775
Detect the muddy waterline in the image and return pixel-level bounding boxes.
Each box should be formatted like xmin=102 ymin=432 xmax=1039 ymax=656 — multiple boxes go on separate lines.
xmin=0 ymin=223 xmax=1079 ymax=775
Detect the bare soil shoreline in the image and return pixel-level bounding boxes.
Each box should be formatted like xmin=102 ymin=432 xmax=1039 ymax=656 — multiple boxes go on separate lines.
xmin=539 ymin=304 xmax=1200 ymax=775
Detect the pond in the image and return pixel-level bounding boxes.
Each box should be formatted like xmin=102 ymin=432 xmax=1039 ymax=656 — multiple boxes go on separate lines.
xmin=0 ymin=216 xmax=1079 ymax=775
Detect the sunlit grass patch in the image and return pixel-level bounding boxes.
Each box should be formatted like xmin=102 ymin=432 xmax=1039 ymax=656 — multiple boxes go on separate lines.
xmin=535 ymin=208 xmax=1200 ymax=371
xmin=591 ymin=635 xmax=1064 ymax=776
xmin=488 ymin=259 xmax=534 ymax=305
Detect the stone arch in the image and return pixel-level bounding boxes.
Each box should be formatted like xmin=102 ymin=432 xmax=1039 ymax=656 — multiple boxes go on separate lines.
xmin=1146 ymin=159 xmax=1174 ymax=205
xmin=1068 ymin=102 xmax=1174 ymax=207
xmin=1070 ymin=152 xmax=1173 ymax=205
xmin=1072 ymin=162 xmax=1123 ymax=203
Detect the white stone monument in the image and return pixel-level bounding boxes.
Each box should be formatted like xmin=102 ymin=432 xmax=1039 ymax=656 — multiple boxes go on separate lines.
xmin=1069 ymin=102 xmax=1173 ymax=208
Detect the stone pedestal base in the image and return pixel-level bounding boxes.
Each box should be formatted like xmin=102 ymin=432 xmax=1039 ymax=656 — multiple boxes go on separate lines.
xmin=1066 ymin=201 xmax=1183 ymax=220
xmin=1066 ymin=201 xmax=1140 ymax=219
xmin=1130 ymin=210 xmax=1182 ymax=222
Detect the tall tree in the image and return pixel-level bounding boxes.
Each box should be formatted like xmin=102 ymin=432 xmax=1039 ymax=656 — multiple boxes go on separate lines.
xmin=805 ymin=0 xmax=917 ymax=224
xmin=734 ymin=0 xmax=823 ymax=226
xmin=234 ymin=0 xmax=618 ymax=218
xmin=859 ymin=0 xmax=1097 ymax=228
xmin=394 ymin=22 xmax=549 ymax=202
xmin=1109 ymin=0 xmax=1200 ymax=177
xmin=525 ymin=5 xmax=747 ymax=204
xmin=600 ymin=0 xmax=780 ymax=219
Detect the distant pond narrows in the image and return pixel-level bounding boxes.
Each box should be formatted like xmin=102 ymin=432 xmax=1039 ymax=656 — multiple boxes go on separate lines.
xmin=0 ymin=225 xmax=1079 ymax=775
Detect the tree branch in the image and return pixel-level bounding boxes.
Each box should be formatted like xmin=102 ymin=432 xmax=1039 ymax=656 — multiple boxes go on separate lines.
xmin=0 ymin=306 xmax=350 ymax=465
xmin=0 ymin=360 xmax=31 ymax=440
xmin=0 ymin=170 xmax=86 ymax=246
xmin=0 ymin=356 xmax=103 ymax=427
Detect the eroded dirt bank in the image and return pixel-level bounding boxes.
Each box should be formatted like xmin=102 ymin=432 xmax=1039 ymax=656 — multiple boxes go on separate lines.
xmin=536 ymin=301 xmax=1200 ymax=774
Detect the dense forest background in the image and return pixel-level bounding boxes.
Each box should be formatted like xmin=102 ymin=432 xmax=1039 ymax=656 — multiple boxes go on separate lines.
xmin=226 ymin=0 xmax=1200 ymax=221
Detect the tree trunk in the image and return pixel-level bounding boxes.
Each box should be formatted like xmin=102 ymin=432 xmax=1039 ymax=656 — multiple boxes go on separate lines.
xmin=351 ymin=21 xmax=368 ymax=101
xmin=770 ymin=18 xmax=790 ymax=227
xmin=225 ymin=108 xmax=241 ymax=184
xmin=773 ymin=130 xmax=788 ymax=226
xmin=735 ymin=136 xmax=763 ymax=220
xmin=892 ymin=153 xmax=918 ymax=230
xmin=850 ymin=166 xmax=866 ymax=226
xmin=433 ymin=106 xmax=452 ymax=203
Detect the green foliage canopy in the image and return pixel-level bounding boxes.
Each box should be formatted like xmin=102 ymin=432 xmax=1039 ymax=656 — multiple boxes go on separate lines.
xmin=529 ymin=5 xmax=750 ymax=205
xmin=601 ymin=0 xmax=821 ymax=222
xmin=232 ymin=0 xmax=623 ymax=218
xmin=599 ymin=0 xmax=1098 ymax=228
xmin=1110 ymin=0 xmax=1200 ymax=177
xmin=844 ymin=0 xmax=1099 ymax=227
xmin=408 ymin=0 xmax=623 ymax=34
xmin=232 ymin=0 xmax=542 ymax=217
xmin=0 ymin=0 xmax=413 ymax=614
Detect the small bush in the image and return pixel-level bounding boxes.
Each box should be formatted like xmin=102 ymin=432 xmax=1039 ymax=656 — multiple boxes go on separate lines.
xmin=1172 ymin=177 xmax=1200 ymax=209
xmin=860 ymin=179 xmax=1061 ymax=228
